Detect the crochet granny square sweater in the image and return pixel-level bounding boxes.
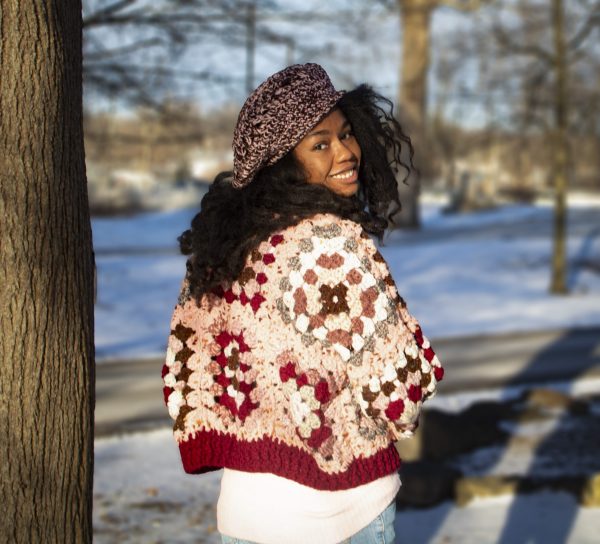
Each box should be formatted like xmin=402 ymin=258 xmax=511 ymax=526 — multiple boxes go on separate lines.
xmin=161 ymin=213 xmax=444 ymax=491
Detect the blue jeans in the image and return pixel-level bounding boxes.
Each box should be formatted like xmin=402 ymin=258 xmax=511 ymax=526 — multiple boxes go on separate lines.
xmin=220 ymin=499 xmax=396 ymax=544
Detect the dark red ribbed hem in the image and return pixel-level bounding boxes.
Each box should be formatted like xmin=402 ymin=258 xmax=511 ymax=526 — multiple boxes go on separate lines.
xmin=178 ymin=429 xmax=401 ymax=491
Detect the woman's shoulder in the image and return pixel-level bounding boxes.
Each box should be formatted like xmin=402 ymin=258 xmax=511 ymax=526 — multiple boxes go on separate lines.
xmin=278 ymin=213 xmax=365 ymax=242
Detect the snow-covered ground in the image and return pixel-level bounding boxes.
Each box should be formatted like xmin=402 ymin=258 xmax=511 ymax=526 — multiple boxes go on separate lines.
xmin=394 ymin=492 xmax=600 ymax=544
xmin=92 ymin=191 xmax=600 ymax=361
xmin=94 ymin=416 xmax=600 ymax=544
xmin=94 ymin=375 xmax=600 ymax=543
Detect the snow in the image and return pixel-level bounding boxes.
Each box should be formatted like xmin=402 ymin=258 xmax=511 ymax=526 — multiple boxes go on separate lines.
xmin=450 ymin=414 xmax=600 ymax=479
xmin=94 ymin=428 xmax=222 ymax=543
xmin=92 ymin=206 xmax=197 ymax=252
xmin=92 ymin=192 xmax=600 ymax=361
xmin=94 ymin=426 xmax=600 ymax=543
xmin=427 ymin=376 xmax=600 ymax=414
xmin=394 ymin=493 xmax=600 ymax=544
xmin=93 ymin=372 xmax=600 ymax=542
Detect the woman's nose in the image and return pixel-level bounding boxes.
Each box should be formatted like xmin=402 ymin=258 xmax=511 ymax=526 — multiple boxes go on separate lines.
xmin=333 ymin=138 xmax=355 ymax=163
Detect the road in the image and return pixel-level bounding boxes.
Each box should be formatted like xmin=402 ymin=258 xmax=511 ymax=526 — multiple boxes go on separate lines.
xmin=95 ymin=325 xmax=600 ymax=437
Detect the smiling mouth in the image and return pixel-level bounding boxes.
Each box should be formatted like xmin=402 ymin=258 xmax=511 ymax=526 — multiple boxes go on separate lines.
xmin=330 ymin=167 xmax=358 ymax=181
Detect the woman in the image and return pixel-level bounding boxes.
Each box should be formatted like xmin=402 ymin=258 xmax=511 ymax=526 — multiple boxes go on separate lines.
xmin=161 ymin=63 xmax=444 ymax=544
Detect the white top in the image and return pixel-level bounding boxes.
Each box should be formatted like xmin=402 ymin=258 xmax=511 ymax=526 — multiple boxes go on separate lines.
xmin=217 ymin=469 xmax=401 ymax=544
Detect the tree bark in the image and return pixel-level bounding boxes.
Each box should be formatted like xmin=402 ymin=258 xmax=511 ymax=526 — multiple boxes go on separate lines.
xmin=0 ymin=2 xmax=95 ymax=542
xmin=397 ymin=0 xmax=437 ymax=228
xmin=549 ymin=0 xmax=569 ymax=294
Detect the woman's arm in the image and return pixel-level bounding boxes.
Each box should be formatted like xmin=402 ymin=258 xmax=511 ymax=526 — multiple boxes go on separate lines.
xmin=276 ymin=219 xmax=444 ymax=441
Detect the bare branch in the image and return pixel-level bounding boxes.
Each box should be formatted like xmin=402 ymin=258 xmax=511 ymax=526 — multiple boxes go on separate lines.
xmin=568 ymin=1 xmax=600 ymax=51
xmin=85 ymin=62 xmax=239 ymax=84
xmin=84 ymin=38 xmax=166 ymax=60
xmin=84 ymin=70 xmax=161 ymax=109
xmin=492 ymin=22 xmax=554 ymax=64
xmin=83 ymin=11 xmax=238 ymax=29
xmin=82 ymin=0 xmax=139 ymax=27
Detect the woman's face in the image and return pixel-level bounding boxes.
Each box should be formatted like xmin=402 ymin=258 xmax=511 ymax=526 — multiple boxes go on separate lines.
xmin=292 ymin=108 xmax=361 ymax=197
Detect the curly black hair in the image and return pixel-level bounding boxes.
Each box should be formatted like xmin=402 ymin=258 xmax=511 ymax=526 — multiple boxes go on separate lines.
xmin=178 ymin=84 xmax=417 ymax=301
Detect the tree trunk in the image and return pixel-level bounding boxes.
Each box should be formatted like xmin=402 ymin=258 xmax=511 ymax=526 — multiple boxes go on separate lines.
xmin=0 ymin=2 xmax=95 ymax=542
xmin=549 ymin=0 xmax=569 ymax=294
xmin=396 ymin=0 xmax=436 ymax=228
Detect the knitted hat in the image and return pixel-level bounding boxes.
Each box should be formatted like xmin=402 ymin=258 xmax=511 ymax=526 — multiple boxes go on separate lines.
xmin=232 ymin=63 xmax=345 ymax=189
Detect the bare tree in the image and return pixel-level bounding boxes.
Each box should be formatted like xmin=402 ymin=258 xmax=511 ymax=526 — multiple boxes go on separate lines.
xmin=81 ymin=0 xmax=402 ymax=181
xmin=550 ymin=0 xmax=570 ymax=294
xmin=82 ymin=0 xmax=247 ymax=109
xmin=483 ymin=0 xmax=600 ymax=292
xmin=82 ymin=0 xmax=341 ymax=111
xmin=0 ymin=1 xmax=95 ymax=541
xmin=391 ymin=0 xmax=490 ymax=227
xmin=82 ymin=0 xmax=360 ymax=161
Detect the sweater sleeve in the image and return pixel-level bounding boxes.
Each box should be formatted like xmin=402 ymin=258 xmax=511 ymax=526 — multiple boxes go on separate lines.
xmin=349 ymin=230 xmax=444 ymax=439
xmin=276 ymin=218 xmax=444 ymax=441
xmin=160 ymin=276 xmax=194 ymax=419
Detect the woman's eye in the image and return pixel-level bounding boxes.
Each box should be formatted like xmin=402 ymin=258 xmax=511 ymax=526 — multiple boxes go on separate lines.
xmin=313 ymin=142 xmax=327 ymax=151
xmin=341 ymin=131 xmax=354 ymax=140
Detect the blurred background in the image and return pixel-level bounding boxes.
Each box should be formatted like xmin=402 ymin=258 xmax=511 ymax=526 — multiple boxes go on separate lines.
xmin=88 ymin=1 xmax=600 ymax=542
xmin=83 ymin=0 xmax=599 ymax=217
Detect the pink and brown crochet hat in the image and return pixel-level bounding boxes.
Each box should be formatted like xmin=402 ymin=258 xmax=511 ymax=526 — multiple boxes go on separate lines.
xmin=232 ymin=63 xmax=345 ymax=189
